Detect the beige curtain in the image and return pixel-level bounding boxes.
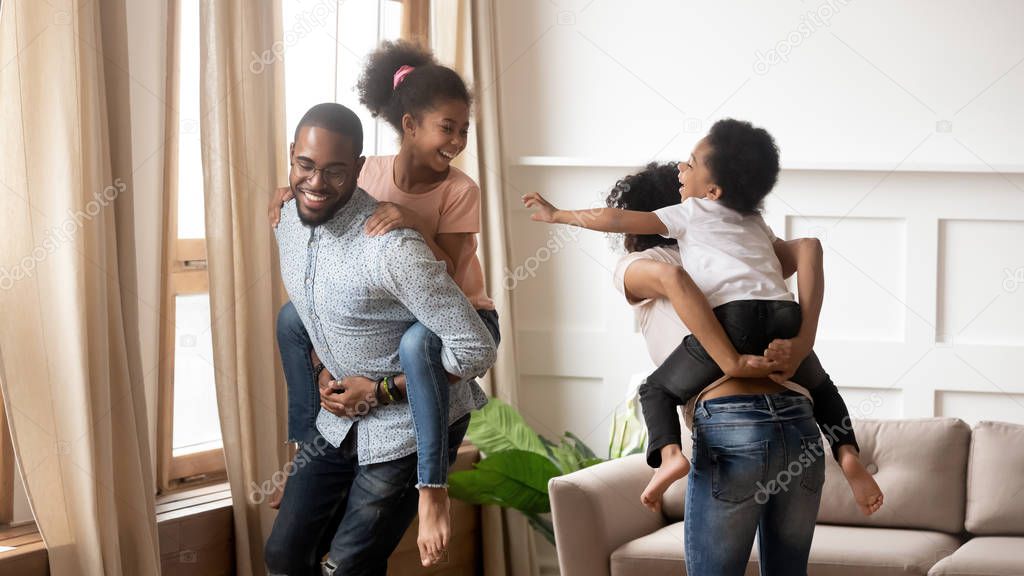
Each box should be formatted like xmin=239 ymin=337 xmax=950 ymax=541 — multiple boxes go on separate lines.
xmin=402 ymin=0 xmax=432 ymax=48
xmin=432 ymin=1 xmax=535 ymax=574
xmin=198 ymin=1 xmax=288 ymax=575
xmin=0 ymin=0 xmax=162 ymax=574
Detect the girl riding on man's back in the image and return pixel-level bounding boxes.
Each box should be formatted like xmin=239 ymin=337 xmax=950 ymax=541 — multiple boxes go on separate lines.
xmin=269 ymin=40 xmax=498 ymax=568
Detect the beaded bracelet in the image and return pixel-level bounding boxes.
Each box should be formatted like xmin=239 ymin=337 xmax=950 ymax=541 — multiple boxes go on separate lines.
xmin=386 ymin=377 xmax=404 ymax=402
xmin=380 ymin=376 xmax=395 ymax=405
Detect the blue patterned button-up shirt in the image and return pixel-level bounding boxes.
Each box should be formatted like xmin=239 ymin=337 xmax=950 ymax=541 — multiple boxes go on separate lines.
xmin=274 ymin=189 xmax=493 ymax=464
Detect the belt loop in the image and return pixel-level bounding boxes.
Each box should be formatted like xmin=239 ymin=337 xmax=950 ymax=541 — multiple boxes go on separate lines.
xmin=698 ymin=402 xmax=711 ymax=420
xmin=765 ymin=393 xmax=776 ymax=415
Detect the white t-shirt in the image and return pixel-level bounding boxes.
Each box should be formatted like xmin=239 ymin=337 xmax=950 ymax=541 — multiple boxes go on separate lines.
xmin=613 ymin=245 xmax=809 ymax=430
xmin=654 ymin=197 xmax=794 ymax=309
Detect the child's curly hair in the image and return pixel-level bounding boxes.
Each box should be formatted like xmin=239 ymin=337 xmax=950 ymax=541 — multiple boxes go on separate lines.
xmin=605 ymin=162 xmax=681 ymax=253
xmin=705 ymin=119 xmax=780 ymax=215
xmin=357 ymin=40 xmax=472 ymax=134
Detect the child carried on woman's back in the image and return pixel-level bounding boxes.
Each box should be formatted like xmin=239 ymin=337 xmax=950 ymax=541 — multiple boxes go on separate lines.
xmin=523 ymin=118 xmax=884 ymax=516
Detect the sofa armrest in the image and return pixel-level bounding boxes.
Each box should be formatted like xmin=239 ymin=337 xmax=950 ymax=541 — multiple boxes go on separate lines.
xmin=548 ymin=454 xmax=666 ymax=576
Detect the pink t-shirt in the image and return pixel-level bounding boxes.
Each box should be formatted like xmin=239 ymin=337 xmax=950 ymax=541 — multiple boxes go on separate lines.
xmin=358 ymin=155 xmax=494 ymax=310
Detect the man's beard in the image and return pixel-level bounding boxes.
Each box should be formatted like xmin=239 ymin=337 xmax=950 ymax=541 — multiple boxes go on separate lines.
xmin=295 ymin=188 xmax=350 ymax=226
xmin=296 ymin=204 xmax=336 ymax=226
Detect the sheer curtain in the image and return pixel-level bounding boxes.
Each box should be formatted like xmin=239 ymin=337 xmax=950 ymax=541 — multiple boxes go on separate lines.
xmin=432 ymin=1 xmax=536 ymax=574
xmin=198 ymin=1 xmax=288 ymax=575
xmin=0 ymin=0 xmax=161 ymax=574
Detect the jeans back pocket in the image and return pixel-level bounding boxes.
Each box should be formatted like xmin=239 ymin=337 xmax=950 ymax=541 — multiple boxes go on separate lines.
xmin=710 ymin=439 xmax=769 ymax=503
xmin=798 ymin=434 xmax=826 ymax=494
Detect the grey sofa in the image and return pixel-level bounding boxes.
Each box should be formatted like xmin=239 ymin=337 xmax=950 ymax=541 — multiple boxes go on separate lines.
xmin=549 ymin=418 xmax=1024 ymax=575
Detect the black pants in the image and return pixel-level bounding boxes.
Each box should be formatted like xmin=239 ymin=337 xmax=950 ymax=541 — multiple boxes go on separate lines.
xmin=639 ymin=299 xmax=859 ymax=467
xmin=264 ymin=416 xmax=470 ymax=576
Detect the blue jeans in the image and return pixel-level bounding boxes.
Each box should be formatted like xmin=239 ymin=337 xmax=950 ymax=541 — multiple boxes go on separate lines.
xmin=264 ymin=415 xmax=471 ymax=575
xmin=277 ymin=301 xmax=500 ymax=486
xmin=685 ymin=392 xmax=824 ymax=576
xmin=279 ymin=301 xmax=320 ymax=446
xmin=401 ymin=310 xmax=500 ymax=487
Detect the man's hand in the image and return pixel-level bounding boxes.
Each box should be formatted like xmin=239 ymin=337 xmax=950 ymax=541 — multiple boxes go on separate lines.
xmin=364 ymin=202 xmax=419 ymax=236
xmin=724 ymin=354 xmax=780 ymax=378
xmin=269 ymin=186 xmax=295 ymax=227
xmin=320 ymin=375 xmax=378 ymax=418
xmin=521 ymin=192 xmax=560 ymax=223
xmin=762 ymin=335 xmax=814 ymax=384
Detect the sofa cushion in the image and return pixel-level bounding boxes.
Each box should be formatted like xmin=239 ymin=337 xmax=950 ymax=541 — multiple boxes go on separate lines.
xmin=802 ymin=525 xmax=961 ymax=576
xmin=817 ymin=418 xmax=970 ymax=533
xmin=608 ymin=522 xmax=960 ymax=576
xmin=965 ymin=421 xmax=1024 ymax=535
xmin=928 ymin=536 xmax=1024 ymax=575
xmin=609 ymin=522 xmax=760 ymax=576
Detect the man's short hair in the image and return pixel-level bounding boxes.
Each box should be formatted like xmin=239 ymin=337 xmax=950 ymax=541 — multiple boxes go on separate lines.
xmin=294 ymin=103 xmax=364 ymax=157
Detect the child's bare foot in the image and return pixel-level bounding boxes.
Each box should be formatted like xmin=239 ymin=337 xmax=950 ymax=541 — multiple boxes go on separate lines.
xmin=839 ymin=446 xmax=884 ymax=516
xmin=640 ymin=445 xmax=691 ymax=513
xmin=417 ymin=487 xmax=451 ymax=566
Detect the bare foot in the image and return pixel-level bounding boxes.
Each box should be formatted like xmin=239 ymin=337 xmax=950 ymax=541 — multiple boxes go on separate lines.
xmin=640 ymin=446 xmax=691 ymax=513
xmin=839 ymin=448 xmax=884 ymax=516
xmin=417 ymin=487 xmax=451 ymax=567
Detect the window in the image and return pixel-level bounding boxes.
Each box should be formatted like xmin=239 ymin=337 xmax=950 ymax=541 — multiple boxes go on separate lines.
xmin=0 ymin=389 xmax=32 ymax=530
xmin=158 ymin=0 xmax=224 ymax=491
xmin=156 ymin=0 xmax=406 ymax=492
xmin=283 ymin=0 xmax=404 ymax=157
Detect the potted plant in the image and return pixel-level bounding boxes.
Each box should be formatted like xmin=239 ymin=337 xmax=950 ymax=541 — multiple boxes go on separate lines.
xmin=449 ymin=396 xmax=645 ymax=544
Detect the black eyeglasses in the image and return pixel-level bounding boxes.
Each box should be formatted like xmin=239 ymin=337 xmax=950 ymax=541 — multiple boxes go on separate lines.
xmin=291 ymin=159 xmax=348 ymax=188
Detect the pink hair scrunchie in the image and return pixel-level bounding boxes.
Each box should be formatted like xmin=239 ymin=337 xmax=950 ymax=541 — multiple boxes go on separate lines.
xmin=393 ymin=65 xmax=415 ymax=89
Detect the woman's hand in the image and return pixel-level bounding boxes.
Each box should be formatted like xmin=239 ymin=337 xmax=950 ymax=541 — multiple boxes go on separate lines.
xmin=268 ymin=186 xmax=295 ymax=227
xmin=364 ymin=202 xmax=419 ymax=236
xmin=522 ymin=192 xmax=560 ymax=223
xmin=320 ymin=375 xmax=379 ymax=418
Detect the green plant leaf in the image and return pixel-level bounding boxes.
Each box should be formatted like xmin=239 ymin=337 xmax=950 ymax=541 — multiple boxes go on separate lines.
xmin=626 ymin=444 xmax=645 ymax=456
xmin=467 ymin=398 xmax=547 ymax=457
xmin=476 ymin=449 xmax=561 ymax=494
xmin=543 ymin=440 xmax=583 ymax=474
xmin=565 ymin=431 xmax=598 ymax=460
xmin=524 ymin=512 xmax=556 ymax=546
xmin=608 ymin=394 xmax=647 ymax=459
xmin=449 ymin=450 xmax=561 ymax=515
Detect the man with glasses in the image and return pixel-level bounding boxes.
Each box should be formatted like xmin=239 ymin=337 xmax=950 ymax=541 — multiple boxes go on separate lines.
xmin=264 ymin=103 xmax=496 ymax=575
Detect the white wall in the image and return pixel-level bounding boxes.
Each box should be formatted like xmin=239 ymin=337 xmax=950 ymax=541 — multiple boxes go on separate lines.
xmin=497 ymin=0 xmax=1024 ymax=170
xmin=491 ymin=2 xmax=1024 ymax=569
